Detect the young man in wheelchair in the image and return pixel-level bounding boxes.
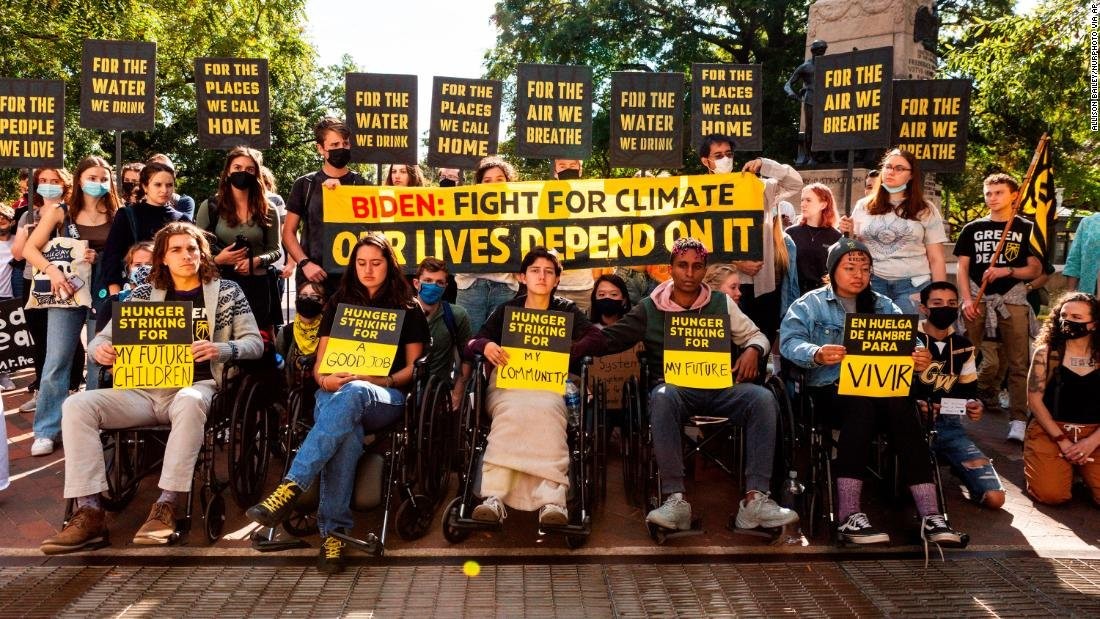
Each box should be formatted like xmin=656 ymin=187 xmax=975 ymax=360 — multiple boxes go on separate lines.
xmin=41 ymin=222 xmax=263 ymax=554
xmin=598 ymin=237 xmax=799 ymax=533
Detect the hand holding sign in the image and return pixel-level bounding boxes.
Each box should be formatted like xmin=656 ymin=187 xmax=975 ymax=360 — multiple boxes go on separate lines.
xmin=496 ymin=307 xmax=573 ymax=394
xmin=814 ymin=344 xmax=847 ymax=366
xmin=837 ymin=314 xmax=918 ymax=397
xmin=318 ymin=304 xmax=405 ymax=377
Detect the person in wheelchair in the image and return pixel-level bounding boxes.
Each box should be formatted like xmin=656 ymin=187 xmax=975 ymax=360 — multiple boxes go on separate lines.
xmin=413 ymin=257 xmax=472 ymax=411
xmin=275 ymin=280 xmax=326 ymax=388
xmin=465 ymin=247 xmax=603 ymax=527
xmin=247 ymin=233 xmax=429 ymax=573
xmin=780 ymin=238 xmax=964 ymax=545
xmin=40 ymin=222 xmax=263 ymax=554
xmin=598 ymin=237 xmax=798 ymax=533
xmin=914 ymin=281 xmax=1006 ymax=509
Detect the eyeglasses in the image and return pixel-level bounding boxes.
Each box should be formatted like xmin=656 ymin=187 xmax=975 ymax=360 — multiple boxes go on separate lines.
xmin=709 ymin=151 xmax=733 ymax=160
xmin=882 ymin=164 xmax=911 ymax=173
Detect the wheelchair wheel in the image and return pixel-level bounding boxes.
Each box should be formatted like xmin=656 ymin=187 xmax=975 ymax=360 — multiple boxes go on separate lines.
xmin=228 ymin=378 xmax=275 ymax=509
xmin=594 ymin=380 xmax=608 ymax=504
xmin=441 ymin=496 xmax=470 ymax=543
xmin=620 ymin=379 xmax=639 ymax=507
xmin=764 ymin=374 xmax=797 ymax=494
xmin=417 ymin=377 xmax=453 ymax=505
xmin=282 ymin=508 xmax=319 ymax=538
xmin=395 ymin=494 xmax=435 ymax=541
xmin=204 ymin=491 xmax=226 ymax=543
xmin=101 ymin=431 xmax=143 ymax=511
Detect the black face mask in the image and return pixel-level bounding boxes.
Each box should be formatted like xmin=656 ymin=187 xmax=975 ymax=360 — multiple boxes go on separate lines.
xmin=927 ymin=306 xmax=959 ymax=330
xmin=295 ymin=297 xmax=324 ymax=319
xmin=121 ymin=181 xmax=136 ymax=196
xmin=438 ymin=178 xmax=457 ymax=188
xmin=1060 ymin=319 xmax=1093 ymax=340
xmin=326 ymin=148 xmax=352 ymax=169
xmin=228 ymin=171 xmax=257 ymax=191
xmin=556 ymin=168 xmax=581 ymax=181
xmin=593 ymin=298 xmax=626 ymax=320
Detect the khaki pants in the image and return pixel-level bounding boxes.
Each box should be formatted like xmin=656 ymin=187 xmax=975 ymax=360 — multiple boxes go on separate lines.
xmin=61 ymin=381 xmax=216 ymax=498
xmin=965 ymin=302 xmax=1030 ymax=422
xmin=1024 ymin=422 xmax=1100 ymax=505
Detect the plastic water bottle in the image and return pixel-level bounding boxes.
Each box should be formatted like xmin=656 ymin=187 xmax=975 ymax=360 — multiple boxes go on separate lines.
xmin=564 ymin=381 xmax=581 ymax=427
xmin=781 ymin=470 xmax=804 ymax=517
xmin=275 ymin=353 xmax=285 ymax=371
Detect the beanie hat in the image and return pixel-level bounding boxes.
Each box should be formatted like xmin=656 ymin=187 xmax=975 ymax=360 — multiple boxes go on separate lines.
xmin=826 ymin=237 xmax=873 ymax=277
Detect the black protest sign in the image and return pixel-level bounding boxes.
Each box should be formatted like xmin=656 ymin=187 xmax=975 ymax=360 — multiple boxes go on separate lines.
xmin=318 ymin=304 xmax=405 ymax=377
xmin=0 ymin=79 xmax=64 ymax=168
xmin=80 ymin=39 xmax=156 ymax=131
xmin=346 ymin=73 xmax=417 ymax=164
xmin=663 ymin=313 xmax=732 ymax=389
xmin=610 ymin=72 xmax=684 ymax=168
xmin=112 ymin=302 xmax=194 ymax=389
xmin=838 ymin=313 xmax=917 ymax=397
xmin=427 ymin=76 xmax=502 ymax=169
xmin=514 ymin=64 xmax=593 ymax=159
xmin=892 ymin=79 xmax=971 ymax=173
xmin=691 ymin=64 xmax=762 ymax=151
xmin=812 ymin=47 xmax=893 ymax=151
xmin=0 ymin=298 xmax=35 ymax=372
xmin=498 ymin=306 xmax=573 ymax=393
xmin=194 ymin=57 xmax=271 ymax=149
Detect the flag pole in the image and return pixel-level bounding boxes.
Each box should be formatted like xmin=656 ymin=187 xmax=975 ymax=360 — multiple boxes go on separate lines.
xmin=973 ymin=132 xmax=1050 ymax=306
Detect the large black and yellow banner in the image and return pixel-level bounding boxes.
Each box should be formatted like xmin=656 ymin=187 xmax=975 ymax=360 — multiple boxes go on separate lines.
xmin=837 ymin=313 xmax=917 ymax=397
xmin=609 ymin=72 xmax=684 ymax=168
xmin=497 ymin=306 xmax=573 ymax=394
xmin=0 ymin=78 xmax=64 ymax=168
xmin=321 ymin=173 xmax=765 ymax=273
xmin=194 ymin=57 xmax=271 ymax=149
xmin=691 ymin=63 xmax=762 ymax=151
xmin=80 ymin=39 xmax=156 ymax=131
xmin=514 ymin=63 xmax=593 ymax=159
xmin=812 ymin=47 xmax=893 ymax=152
xmin=112 ymin=302 xmax=194 ymax=389
xmin=318 ymin=304 xmax=405 ymax=377
xmin=891 ymin=79 xmax=971 ymax=173
xmin=427 ymin=76 xmax=502 ymax=169
xmin=663 ymin=313 xmax=732 ymax=389
xmin=345 ymin=73 xmax=417 ymax=164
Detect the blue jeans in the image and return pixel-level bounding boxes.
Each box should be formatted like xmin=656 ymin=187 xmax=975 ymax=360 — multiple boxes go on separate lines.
xmin=35 ymin=307 xmax=87 ymax=440
xmin=870 ymin=274 xmax=923 ymax=315
xmin=648 ymin=382 xmax=777 ymax=495
xmin=934 ymin=415 xmax=1003 ymax=502
xmin=286 ymin=381 xmax=404 ymax=536
xmin=456 ymin=279 xmax=516 ymax=334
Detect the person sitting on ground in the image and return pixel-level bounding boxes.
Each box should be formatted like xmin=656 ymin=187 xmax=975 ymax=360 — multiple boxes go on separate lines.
xmin=247 ymin=233 xmax=429 ymax=574
xmin=598 ymin=237 xmax=798 ymax=534
xmin=93 ymin=240 xmax=155 ymax=336
xmin=780 ymin=238 xmax=963 ymax=545
xmin=914 ymin=281 xmax=1006 ymax=509
xmin=464 ymin=247 xmax=603 ymax=527
xmin=1024 ymin=292 xmax=1100 ymax=505
xmin=704 ymin=263 xmax=743 ymax=306
xmin=40 ymin=222 xmax=262 ymax=554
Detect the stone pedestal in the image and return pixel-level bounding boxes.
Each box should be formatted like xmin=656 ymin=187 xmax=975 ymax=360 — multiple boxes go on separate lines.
xmin=798 ymin=168 xmax=871 ymax=216
xmin=806 ymin=0 xmax=937 ymax=80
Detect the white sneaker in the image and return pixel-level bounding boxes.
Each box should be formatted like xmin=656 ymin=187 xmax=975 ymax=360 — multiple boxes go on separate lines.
xmin=472 ymin=496 xmax=507 ymax=523
xmin=735 ymin=491 xmax=799 ymax=529
xmin=538 ymin=503 xmax=568 ymax=526
xmin=1007 ymin=420 xmax=1026 ymax=443
xmin=645 ymin=493 xmax=692 ymax=530
xmin=19 ymin=392 xmax=37 ymax=412
xmin=31 ymin=437 xmax=54 ymax=456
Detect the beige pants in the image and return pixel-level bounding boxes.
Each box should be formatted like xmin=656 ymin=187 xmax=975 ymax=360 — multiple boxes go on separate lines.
xmin=61 ymin=381 xmax=216 ymax=498
xmin=965 ymin=302 xmax=1030 ymax=422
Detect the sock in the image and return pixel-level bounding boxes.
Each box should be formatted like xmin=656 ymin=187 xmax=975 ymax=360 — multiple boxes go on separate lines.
xmin=836 ymin=477 xmax=863 ymax=523
xmin=909 ymin=483 xmax=939 ymax=517
xmin=668 ymin=492 xmax=683 ymax=502
xmin=157 ymin=490 xmax=180 ymax=506
xmin=76 ymin=494 xmax=102 ymax=511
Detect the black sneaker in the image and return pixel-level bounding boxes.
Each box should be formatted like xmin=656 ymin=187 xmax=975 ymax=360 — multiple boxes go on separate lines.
xmin=922 ymin=514 xmax=964 ymax=544
xmin=246 ymin=480 xmax=303 ymax=528
xmin=837 ymin=512 xmax=890 ymax=544
xmin=317 ymin=532 xmax=346 ymax=574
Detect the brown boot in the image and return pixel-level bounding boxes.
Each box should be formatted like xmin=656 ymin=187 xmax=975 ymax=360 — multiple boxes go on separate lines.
xmin=40 ymin=507 xmax=108 ymax=555
xmin=133 ymin=501 xmax=177 ymax=545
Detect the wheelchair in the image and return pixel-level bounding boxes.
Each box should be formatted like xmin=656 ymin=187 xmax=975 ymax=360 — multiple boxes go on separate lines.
xmin=63 ymin=358 xmax=281 ymax=544
xmin=619 ymin=349 xmax=796 ymax=544
xmin=253 ymin=355 xmax=454 ymax=557
xmin=441 ymin=355 xmax=605 ymax=549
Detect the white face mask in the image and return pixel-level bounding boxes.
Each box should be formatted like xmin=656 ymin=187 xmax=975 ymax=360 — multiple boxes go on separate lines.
xmin=712 ymin=157 xmax=735 ymax=174
xmin=883 ymin=182 xmax=908 ymax=194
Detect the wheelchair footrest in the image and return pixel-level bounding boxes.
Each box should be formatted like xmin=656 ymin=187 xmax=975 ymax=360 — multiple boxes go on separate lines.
xmin=648 ymin=517 xmax=704 ymax=544
xmin=331 ymin=530 xmax=383 ymax=557
xmin=538 ymin=520 xmax=590 ymax=538
xmin=251 ymin=536 xmax=311 ymax=553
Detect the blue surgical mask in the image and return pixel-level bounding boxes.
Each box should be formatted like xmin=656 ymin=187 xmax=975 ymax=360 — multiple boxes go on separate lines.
xmin=418 ymin=282 xmax=445 ymax=304
xmin=36 ymin=184 xmax=63 ymax=200
xmin=882 ymin=182 xmax=908 ymax=194
xmin=82 ymin=181 xmax=110 ymax=198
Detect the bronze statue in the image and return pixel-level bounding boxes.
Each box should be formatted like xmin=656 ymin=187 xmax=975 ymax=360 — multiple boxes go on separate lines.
xmin=785 ymin=40 xmax=828 ymax=166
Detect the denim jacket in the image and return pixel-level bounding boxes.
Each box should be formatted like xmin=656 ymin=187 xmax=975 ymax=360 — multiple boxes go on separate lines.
xmin=780 ymin=235 xmax=800 ymax=323
xmin=779 ymin=286 xmax=901 ymax=387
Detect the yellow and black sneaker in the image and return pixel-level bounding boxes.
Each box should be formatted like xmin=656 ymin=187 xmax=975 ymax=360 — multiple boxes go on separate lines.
xmin=246 ymin=480 xmax=303 ymax=528
xmin=317 ymin=532 xmax=346 ymax=574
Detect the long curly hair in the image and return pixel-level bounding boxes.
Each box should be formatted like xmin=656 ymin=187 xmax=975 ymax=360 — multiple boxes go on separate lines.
xmin=148 ymin=222 xmax=220 ymax=289
xmin=1036 ymin=292 xmax=1100 ymax=365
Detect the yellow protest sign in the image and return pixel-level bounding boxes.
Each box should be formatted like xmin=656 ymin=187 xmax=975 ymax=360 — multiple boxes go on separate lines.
xmin=837 ymin=313 xmax=918 ymax=397
xmin=662 ymin=313 xmax=733 ymax=389
xmin=112 ymin=302 xmax=194 ymax=389
xmin=496 ymin=307 xmax=573 ymax=394
xmin=318 ymin=304 xmax=405 ymax=377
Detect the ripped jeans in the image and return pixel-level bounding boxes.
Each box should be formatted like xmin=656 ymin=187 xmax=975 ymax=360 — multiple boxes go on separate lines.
xmin=933 ymin=415 xmax=1004 ymax=502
